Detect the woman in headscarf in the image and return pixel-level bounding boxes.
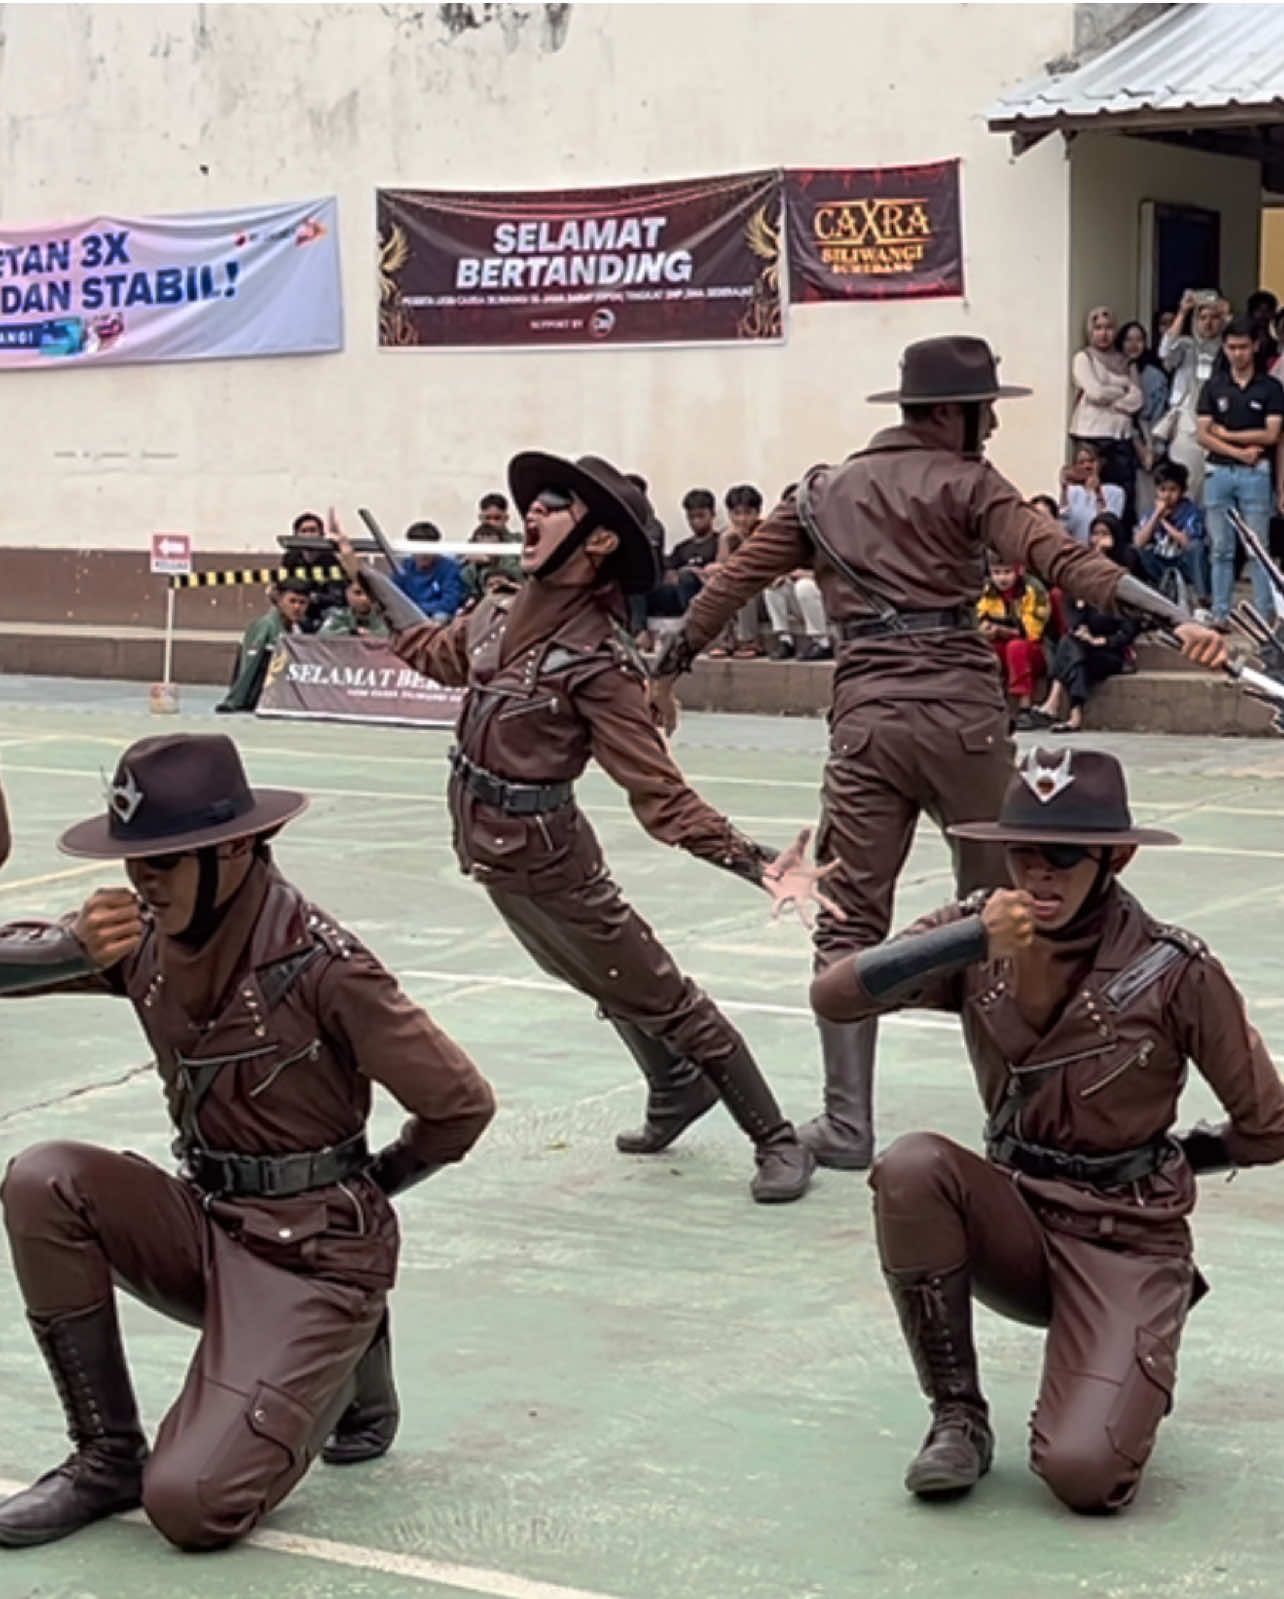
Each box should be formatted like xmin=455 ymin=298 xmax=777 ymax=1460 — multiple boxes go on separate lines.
xmin=1158 ymin=289 xmax=1228 ymax=503
xmin=1069 ymin=307 xmax=1142 ymax=526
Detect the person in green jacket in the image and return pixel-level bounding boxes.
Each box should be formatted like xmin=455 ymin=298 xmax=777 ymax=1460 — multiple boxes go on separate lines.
xmin=319 ymin=581 xmax=392 ymax=638
xmin=460 ymin=521 xmax=524 ymax=609
xmin=215 ymin=580 xmax=310 ymax=714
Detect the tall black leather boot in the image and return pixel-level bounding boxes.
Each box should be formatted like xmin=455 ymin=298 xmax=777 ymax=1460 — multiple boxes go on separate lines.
xmin=322 ymin=1310 xmax=400 ymax=1466
xmin=798 ymin=1016 xmax=877 ymax=1170
xmin=610 ymin=1018 xmax=719 ymax=1155
xmin=700 ymin=1041 xmax=814 ymax=1204
xmin=884 ymin=1262 xmax=994 ymax=1499
xmin=0 ymin=1301 xmax=148 ymax=1547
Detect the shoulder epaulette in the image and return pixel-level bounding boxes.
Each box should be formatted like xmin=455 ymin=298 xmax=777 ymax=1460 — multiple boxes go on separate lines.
xmin=305 ymin=909 xmax=357 ymax=961
xmin=607 ymin=623 xmax=650 ymax=681
xmin=1151 ymin=920 xmax=1208 ymax=959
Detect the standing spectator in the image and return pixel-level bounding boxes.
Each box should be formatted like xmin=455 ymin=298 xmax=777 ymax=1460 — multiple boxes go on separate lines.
xmin=478 ymin=492 xmax=512 ymax=530
xmin=320 ymin=580 xmax=392 ymax=637
xmin=1031 ymin=515 xmax=1139 ymax=732
xmin=1117 ymin=320 xmax=1170 ymax=515
xmin=1133 ymin=461 xmax=1211 ymax=604
xmin=1197 ymin=315 xmax=1284 ymax=625
xmin=1248 ymin=289 xmax=1280 ymax=371
xmin=710 ymin=485 xmax=766 ymax=659
xmin=216 ymin=579 xmax=310 ymax=714
xmin=1069 ymin=306 xmax=1142 ymax=523
xmin=1058 ymin=442 xmax=1125 ymax=543
xmin=624 ymin=473 xmax=667 ymax=645
xmin=1159 ymin=289 xmax=1228 ymax=503
xmin=394 ymin=523 xmax=465 ymax=622
xmin=976 ymin=551 xmax=1050 ymax=727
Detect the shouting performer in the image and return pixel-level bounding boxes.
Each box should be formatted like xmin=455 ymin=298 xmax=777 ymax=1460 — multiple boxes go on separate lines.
xmin=334 ymin=454 xmax=834 ymax=1204
xmin=812 ymin=747 xmax=1284 ymax=1512
xmin=0 ymin=734 xmax=495 ymax=1549
xmin=650 ymin=335 xmax=1226 ymax=1171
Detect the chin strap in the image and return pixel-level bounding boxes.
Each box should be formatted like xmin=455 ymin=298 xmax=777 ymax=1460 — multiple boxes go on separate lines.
xmin=532 ymin=511 xmax=597 ymax=581
xmin=961 ymin=401 xmax=984 ymax=457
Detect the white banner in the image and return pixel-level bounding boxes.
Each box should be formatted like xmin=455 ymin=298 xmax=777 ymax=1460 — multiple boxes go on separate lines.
xmin=0 ymin=196 xmax=342 ymax=368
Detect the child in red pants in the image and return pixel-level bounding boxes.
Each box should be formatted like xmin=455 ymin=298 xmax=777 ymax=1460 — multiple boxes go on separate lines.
xmin=976 ymin=552 xmax=1050 ymax=728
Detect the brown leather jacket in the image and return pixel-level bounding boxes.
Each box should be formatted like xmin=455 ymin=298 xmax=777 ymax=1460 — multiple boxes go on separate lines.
xmin=673 ymin=423 xmax=1125 ymax=709
xmin=394 ymin=595 xmax=774 ymax=895
xmin=7 ymin=873 xmax=496 ymax=1291
xmin=812 ymin=883 xmax=1284 ymax=1243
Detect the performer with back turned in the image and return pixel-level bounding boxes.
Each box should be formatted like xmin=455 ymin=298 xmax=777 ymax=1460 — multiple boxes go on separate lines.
xmin=0 ymin=734 xmax=495 ymax=1550
xmin=649 ymin=336 xmax=1226 ymax=1172
xmin=333 ymin=453 xmax=838 ymax=1204
xmin=812 ymin=747 xmax=1284 ymax=1512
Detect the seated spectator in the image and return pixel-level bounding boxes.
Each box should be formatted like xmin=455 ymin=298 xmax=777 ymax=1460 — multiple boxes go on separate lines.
xmin=1059 ymin=441 xmax=1125 ymax=542
xmin=320 ymin=579 xmax=391 ymax=637
xmin=1132 ymin=461 xmax=1211 ymax=605
xmin=623 ymin=473 xmax=667 ymax=644
xmin=394 ymin=522 xmax=465 ymax=622
xmin=635 ymin=488 xmax=722 ymax=638
xmin=478 ymin=492 xmax=512 ymax=531
xmin=280 ymin=509 xmax=344 ymax=631
xmin=709 ymin=484 xmax=766 ymax=659
xmin=976 ymin=551 xmax=1050 ymax=728
xmin=1030 ymin=516 xmax=1139 ymax=733
xmin=216 ymin=578 xmax=310 ymax=713
xmin=461 ymin=521 xmax=523 ymax=607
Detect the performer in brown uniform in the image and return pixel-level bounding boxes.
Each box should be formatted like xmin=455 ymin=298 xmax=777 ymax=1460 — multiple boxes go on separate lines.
xmin=334 ymin=455 xmax=836 ymax=1204
xmin=0 ymin=734 xmax=495 ymax=1549
xmin=812 ymin=747 xmax=1284 ymax=1512
xmin=651 ymin=335 xmax=1226 ymax=1171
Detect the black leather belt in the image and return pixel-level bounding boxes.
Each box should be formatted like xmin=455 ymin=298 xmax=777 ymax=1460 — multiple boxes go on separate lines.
xmin=833 ymin=607 xmax=975 ymax=641
xmin=179 ymin=1131 xmax=369 ymax=1198
xmin=987 ymin=1130 xmax=1173 ymax=1190
xmin=450 ymin=747 xmax=573 ymax=816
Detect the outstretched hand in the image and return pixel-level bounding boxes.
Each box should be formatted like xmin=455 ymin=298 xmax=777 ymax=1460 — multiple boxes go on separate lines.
xmin=1173 ymin=620 xmax=1227 ymax=670
xmin=328 ymin=507 xmax=362 ymax=581
xmin=763 ymin=827 xmax=845 ymax=929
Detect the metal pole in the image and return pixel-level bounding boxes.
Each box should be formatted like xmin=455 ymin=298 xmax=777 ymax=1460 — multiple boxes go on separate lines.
xmin=162 ymin=582 xmax=176 ymax=686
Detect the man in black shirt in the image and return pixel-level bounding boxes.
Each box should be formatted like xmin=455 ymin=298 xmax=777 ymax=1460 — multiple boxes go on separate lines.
xmin=634 ymin=487 xmax=721 ymax=640
xmin=1196 ymin=314 xmax=1284 ymax=625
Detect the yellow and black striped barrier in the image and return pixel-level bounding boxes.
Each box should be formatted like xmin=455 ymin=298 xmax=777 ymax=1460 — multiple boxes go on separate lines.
xmin=169 ymin=565 xmax=346 ymax=589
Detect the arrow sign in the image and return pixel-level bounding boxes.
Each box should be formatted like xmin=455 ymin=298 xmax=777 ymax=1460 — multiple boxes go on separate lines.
xmin=150 ymin=532 xmax=192 ymax=576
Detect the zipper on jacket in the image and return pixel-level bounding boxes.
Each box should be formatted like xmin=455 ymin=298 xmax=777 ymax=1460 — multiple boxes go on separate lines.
xmin=1078 ymin=1040 xmax=1155 ymax=1099
xmin=497 ymin=695 xmax=559 ymax=722
xmin=1010 ymin=1043 xmax=1112 ymax=1077
xmin=248 ymin=1037 xmax=322 ymax=1097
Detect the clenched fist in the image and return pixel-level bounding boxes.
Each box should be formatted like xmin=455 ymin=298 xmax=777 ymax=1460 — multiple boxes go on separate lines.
xmin=72 ymin=887 xmax=145 ymax=970
xmin=981 ymin=889 xmax=1036 ymax=959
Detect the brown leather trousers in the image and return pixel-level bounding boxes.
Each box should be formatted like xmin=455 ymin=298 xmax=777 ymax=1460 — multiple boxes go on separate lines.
xmin=871 ymin=1131 xmax=1196 ymax=1513
xmin=2 ymin=1141 xmax=383 ymax=1549
xmin=814 ymin=698 xmax=1014 ymax=964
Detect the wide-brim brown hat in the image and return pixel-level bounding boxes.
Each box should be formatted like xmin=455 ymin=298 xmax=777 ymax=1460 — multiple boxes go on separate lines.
xmin=949 ymin=747 xmax=1179 ymax=848
xmin=59 ymin=734 xmax=308 ymax=860
xmin=868 ymin=334 xmax=1032 ymax=405
xmin=507 ymin=451 xmax=660 ymax=594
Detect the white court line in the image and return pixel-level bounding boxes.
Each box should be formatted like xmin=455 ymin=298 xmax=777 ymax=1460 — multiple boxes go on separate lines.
xmin=0 ymin=861 xmax=104 ymax=896
xmin=400 ymin=967 xmax=959 ymax=1031
xmin=0 ymin=1479 xmax=620 ymax=1599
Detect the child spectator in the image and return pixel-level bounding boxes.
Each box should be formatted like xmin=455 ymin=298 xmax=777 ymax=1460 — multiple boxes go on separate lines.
xmin=1031 ymin=516 xmax=1139 ymax=733
xmin=977 ymin=551 xmax=1050 ymax=728
xmin=216 ymin=578 xmax=310 ymax=713
xmin=1132 ymin=460 xmax=1211 ymax=604
xmin=1059 ymin=442 xmax=1126 ymax=542
xmin=320 ymin=580 xmax=392 ymax=637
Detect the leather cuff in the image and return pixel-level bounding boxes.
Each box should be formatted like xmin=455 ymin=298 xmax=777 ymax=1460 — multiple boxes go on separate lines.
xmin=1115 ymin=572 xmax=1190 ymax=630
xmin=719 ymin=841 xmax=779 ymax=889
xmin=367 ymin=1141 xmax=442 ymax=1198
xmin=0 ymin=923 xmax=95 ymax=994
xmin=359 ymin=567 xmax=432 ymax=633
xmin=1175 ymin=1119 xmax=1235 ymax=1175
xmin=857 ymin=915 xmax=989 ymax=1000
xmin=652 ymin=630 xmax=698 ymax=679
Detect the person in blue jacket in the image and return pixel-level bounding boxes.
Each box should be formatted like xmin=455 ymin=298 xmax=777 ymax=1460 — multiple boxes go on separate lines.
xmin=394 ymin=523 xmax=465 ymax=622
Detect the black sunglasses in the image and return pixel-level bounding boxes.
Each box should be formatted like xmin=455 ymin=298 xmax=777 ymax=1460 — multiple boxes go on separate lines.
xmin=1008 ymin=842 xmax=1100 ymax=871
xmin=138 ymin=851 xmax=189 ymax=872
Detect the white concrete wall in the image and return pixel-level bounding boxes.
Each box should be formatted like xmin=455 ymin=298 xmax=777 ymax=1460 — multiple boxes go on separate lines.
xmin=0 ymin=2 xmax=1075 ymax=552
xmin=1069 ymin=131 xmax=1263 ymax=350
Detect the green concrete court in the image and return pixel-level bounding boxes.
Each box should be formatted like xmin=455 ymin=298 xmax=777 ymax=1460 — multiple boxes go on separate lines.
xmin=0 ymin=677 xmax=1281 ymax=1598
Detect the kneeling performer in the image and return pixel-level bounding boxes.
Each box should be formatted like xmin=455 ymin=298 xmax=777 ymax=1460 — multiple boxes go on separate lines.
xmin=0 ymin=735 xmax=496 ymax=1549
xmin=812 ymin=747 xmax=1284 ymax=1513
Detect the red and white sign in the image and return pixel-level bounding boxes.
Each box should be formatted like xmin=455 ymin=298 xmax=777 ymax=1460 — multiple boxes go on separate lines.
xmin=150 ymin=532 xmax=192 ymax=576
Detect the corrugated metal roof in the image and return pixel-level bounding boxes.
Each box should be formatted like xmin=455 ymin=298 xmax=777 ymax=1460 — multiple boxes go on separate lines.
xmin=989 ymin=3 xmax=1284 ymax=133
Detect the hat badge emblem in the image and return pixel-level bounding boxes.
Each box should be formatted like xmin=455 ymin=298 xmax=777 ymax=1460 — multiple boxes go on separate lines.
xmin=1020 ymin=748 xmax=1074 ymax=805
xmin=104 ymin=766 xmax=144 ymax=824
